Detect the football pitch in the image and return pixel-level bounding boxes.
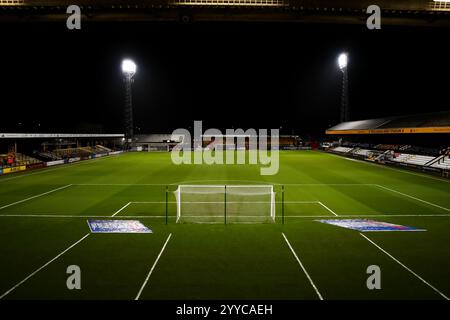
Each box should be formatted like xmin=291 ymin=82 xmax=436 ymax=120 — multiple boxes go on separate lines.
xmin=0 ymin=151 xmax=449 ymax=300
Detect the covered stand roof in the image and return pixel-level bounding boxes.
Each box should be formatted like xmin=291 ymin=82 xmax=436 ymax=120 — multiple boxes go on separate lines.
xmin=326 ymin=111 xmax=450 ymax=134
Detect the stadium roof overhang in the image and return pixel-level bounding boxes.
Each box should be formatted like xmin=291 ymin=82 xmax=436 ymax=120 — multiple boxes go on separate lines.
xmin=326 ymin=111 xmax=450 ymax=135
xmin=1 ymin=0 xmax=449 ymax=26
xmin=0 ymin=133 xmax=124 ymax=138
xmin=326 ymin=127 xmax=450 ymax=135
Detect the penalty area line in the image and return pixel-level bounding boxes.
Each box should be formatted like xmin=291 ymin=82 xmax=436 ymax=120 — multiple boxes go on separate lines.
xmin=0 ymin=184 xmax=73 ymax=211
xmin=360 ymin=233 xmax=449 ymax=300
xmin=375 ymin=184 xmax=450 ymax=213
xmin=318 ymin=202 xmax=338 ymax=216
xmin=282 ymin=232 xmax=323 ymax=300
xmin=135 ymin=233 xmax=172 ymax=300
xmin=0 ymin=197 xmax=134 ymax=299
xmin=0 ymin=233 xmax=90 ymax=299
xmin=111 ymin=202 xmax=132 ymax=217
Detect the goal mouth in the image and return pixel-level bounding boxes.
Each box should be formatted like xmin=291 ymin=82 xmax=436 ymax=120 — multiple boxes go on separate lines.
xmin=174 ymin=185 xmax=276 ymax=224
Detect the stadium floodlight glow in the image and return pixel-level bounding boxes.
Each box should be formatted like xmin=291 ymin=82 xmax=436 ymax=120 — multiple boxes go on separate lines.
xmin=121 ymin=58 xmax=137 ymax=150
xmin=338 ymin=53 xmax=348 ymax=71
xmin=338 ymin=52 xmax=350 ymax=122
xmin=121 ymin=59 xmax=137 ymax=76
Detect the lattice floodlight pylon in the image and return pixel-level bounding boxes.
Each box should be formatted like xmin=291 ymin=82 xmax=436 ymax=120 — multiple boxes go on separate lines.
xmin=174 ymin=185 xmax=275 ymax=223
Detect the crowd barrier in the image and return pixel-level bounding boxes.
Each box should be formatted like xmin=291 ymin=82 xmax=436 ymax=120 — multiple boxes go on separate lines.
xmin=2 ymin=165 xmax=26 ymax=174
xmin=26 ymin=163 xmax=46 ymax=170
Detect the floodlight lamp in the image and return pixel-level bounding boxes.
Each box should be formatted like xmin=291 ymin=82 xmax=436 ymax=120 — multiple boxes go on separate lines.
xmin=338 ymin=53 xmax=348 ymax=70
xmin=122 ymin=59 xmax=137 ymax=76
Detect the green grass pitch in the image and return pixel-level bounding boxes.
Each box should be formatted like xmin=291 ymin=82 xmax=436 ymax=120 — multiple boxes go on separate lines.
xmin=0 ymin=151 xmax=449 ymax=300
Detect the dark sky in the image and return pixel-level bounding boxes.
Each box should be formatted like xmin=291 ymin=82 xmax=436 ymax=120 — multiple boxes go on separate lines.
xmin=0 ymin=21 xmax=449 ymax=136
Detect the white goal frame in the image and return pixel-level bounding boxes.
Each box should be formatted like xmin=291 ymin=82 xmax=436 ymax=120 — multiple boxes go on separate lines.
xmin=175 ymin=184 xmax=276 ymax=223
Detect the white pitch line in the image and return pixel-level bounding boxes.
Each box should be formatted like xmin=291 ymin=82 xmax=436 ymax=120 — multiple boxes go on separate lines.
xmin=360 ymin=233 xmax=449 ymax=300
xmin=2 ymin=213 xmax=450 ymax=219
xmin=0 ymin=233 xmax=90 ymax=299
xmin=111 ymin=202 xmax=132 ymax=217
xmin=74 ymin=183 xmax=172 ymax=186
xmin=0 ymin=214 xmax=169 ymax=218
xmin=281 ymin=184 xmax=376 ymax=186
xmin=285 ymin=201 xmax=320 ymax=204
xmin=135 ymin=233 xmax=172 ymax=300
xmin=114 ymin=201 xmax=319 ymax=204
xmin=375 ymin=184 xmax=450 ymax=213
xmin=0 ymin=195 xmax=137 ymax=299
xmin=73 ymin=183 xmax=376 ymax=186
xmin=285 ymin=214 xmax=450 ymax=218
xmin=0 ymin=155 xmax=116 ymax=183
xmin=131 ymin=201 xmax=168 ymax=204
xmin=0 ymin=184 xmax=72 ymax=211
xmin=133 ymin=201 xmax=319 ymax=204
xmin=167 ymin=215 xmax=274 ymax=218
xmin=318 ymin=202 xmax=338 ymax=216
xmin=282 ymin=232 xmax=323 ymax=300
xmin=136 ymin=201 xmax=320 ymax=204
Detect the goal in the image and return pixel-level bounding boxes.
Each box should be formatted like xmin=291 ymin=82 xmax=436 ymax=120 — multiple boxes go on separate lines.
xmin=174 ymin=185 xmax=276 ymax=223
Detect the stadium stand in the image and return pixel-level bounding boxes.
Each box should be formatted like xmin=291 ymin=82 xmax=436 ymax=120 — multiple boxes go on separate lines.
xmin=375 ymin=144 xmax=403 ymax=151
xmin=16 ymin=153 xmax=41 ymax=165
xmin=390 ymin=153 xmax=435 ymax=166
xmin=279 ymin=136 xmax=302 ymax=149
xmin=36 ymin=151 xmax=61 ymax=161
xmin=135 ymin=133 xmax=304 ymax=151
xmin=352 ymin=149 xmax=373 ymax=157
xmin=0 ymin=133 xmax=125 ymax=175
xmin=431 ymin=156 xmax=450 ymax=170
xmin=135 ymin=134 xmax=184 ymax=152
xmin=53 ymin=147 xmax=92 ymax=159
xmin=95 ymin=145 xmax=112 ymax=153
xmin=329 ymin=144 xmax=449 ymax=176
xmin=0 ymin=152 xmax=41 ymax=168
xmin=43 ymin=145 xmax=110 ymax=159
xmin=327 ymin=111 xmax=450 ymax=134
xmin=326 ymin=111 xmax=450 ymax=176
xmin=332 ymin=147 xmax=353 ymax=153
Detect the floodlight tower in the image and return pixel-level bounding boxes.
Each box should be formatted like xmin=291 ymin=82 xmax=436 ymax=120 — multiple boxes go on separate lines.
xmin=338 ymin=53 xmax=350 ymax=123
xmin=121 ymin=59 xmax=137 ymax=150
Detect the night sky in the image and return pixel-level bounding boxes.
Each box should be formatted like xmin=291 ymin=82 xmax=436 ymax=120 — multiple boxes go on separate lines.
xmin=0 ymin=21 xmax=449 ymax=136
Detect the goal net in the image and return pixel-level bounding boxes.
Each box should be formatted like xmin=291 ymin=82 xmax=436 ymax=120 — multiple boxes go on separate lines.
xmin=174 ymin=185 xmax=275 ymax=223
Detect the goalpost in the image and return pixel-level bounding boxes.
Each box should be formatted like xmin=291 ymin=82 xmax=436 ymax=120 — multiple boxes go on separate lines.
xmin=174 ymin=185 xmax=275 ymax=223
